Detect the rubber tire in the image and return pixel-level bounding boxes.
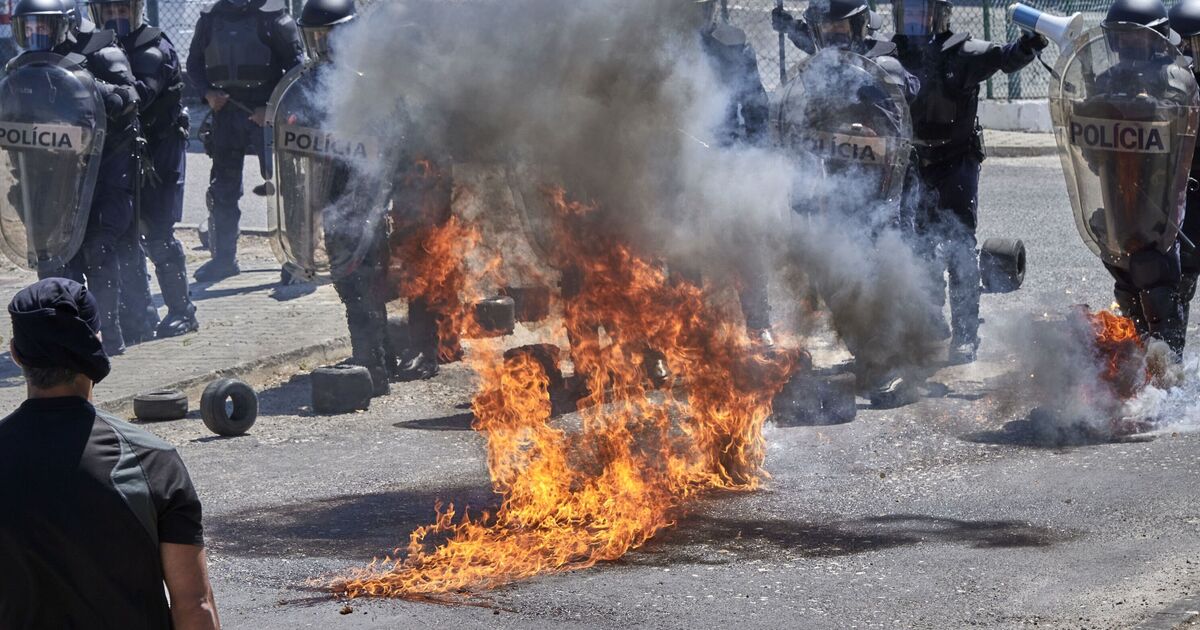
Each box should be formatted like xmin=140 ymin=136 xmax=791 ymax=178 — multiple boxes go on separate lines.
xmin=133 ymin=390 xmax=188 ymax=422
xmin=200 ymin=378 xmax=259 ymax=436
xmin=473 ymin=296 xmax=516 ymax=336
xmin=501 ymin=286 xmax=552 ymax=323
xmin=503 ymin=344 xmax=564 ymax=390
xmin=979 ymin=237 xmax=1026 ymax=294
xmin=311 ymin=365 xmax=373 ymax=415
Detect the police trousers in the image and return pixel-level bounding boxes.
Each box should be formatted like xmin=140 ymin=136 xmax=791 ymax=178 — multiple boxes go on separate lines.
xmin=913 ymin=154 xmax=982 ymax=346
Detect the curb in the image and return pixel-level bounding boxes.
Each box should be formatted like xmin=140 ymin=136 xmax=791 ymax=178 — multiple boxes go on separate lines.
xmin=101 ymin=335 xmax=351 ymax=419
xmin=988 ymin=145 xmax=1058 ymax=158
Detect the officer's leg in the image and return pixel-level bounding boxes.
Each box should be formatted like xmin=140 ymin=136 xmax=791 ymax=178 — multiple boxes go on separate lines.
xmin=117 ymin=212 xmax=158 ymax=344
xmin=1129 ymin=248 xmax=1186 ymax=357
xmin=328 ymin=217 xmax=391 ymax=395
xmin=81 ymin=160 xmax=132 ymax=355
xmin=196 ymin=111 xmax=246 ymax=281
xmin=144 ymin=136 xmax=198 ymax=337
xmin=734 ymin=239 xmax=773 ymax=346
xmin=939 ymin=158 xmax=982 ymax=362
xmin=1179 ymin=243 xmax=1199 ymax=348
xmin=913 ymin=162 xmax=952 ymax=341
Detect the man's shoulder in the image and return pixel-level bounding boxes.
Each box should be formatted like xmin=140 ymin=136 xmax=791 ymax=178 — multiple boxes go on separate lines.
xmin=95 ymin=412 xmax=178 ymax=455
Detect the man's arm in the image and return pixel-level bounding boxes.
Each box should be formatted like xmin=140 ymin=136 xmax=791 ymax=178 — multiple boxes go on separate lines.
xmin=736 ymin=44 xmax=770 ymax=145
xmin=268 ymin=12 xmax=305 ymax=73
xmin=185 ymin=12 xmax=212 ymax=93
xmin=161 ymin=543 xmax=220 ymax=630
xmin=959 ymin=33 xmax=1046 ymax=85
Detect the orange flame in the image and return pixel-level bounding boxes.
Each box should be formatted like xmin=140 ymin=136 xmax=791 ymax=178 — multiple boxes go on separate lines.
xmin=332 ymin=186 xmax=796 ymax=597
xmin=1086 ymin=310 xmax=1148 ymax=398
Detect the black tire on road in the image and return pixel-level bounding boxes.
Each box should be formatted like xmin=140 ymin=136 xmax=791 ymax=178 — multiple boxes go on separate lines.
xmin=816 ymin=373 xmax=858 ymax=424
xmin=311 ymin=365 xmax=373 ymax=415
xmin=200 ymin=378 xmax=259 ymax=436
xmin=133 ymin=390 xmax=189 ymax=422
xmin=979 ymin=237 xmax=1026 ymax=294
xmin=473 ymin=296 xmax=516 ymax=336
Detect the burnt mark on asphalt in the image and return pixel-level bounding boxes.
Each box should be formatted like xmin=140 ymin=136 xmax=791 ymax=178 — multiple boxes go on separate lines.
xmin=207 ymin=486 xmax=498 ymax=559
xmin=394 ymin=412 xmax=475 ymax=431
xmin=626 ymin=513 xmax=1075 ymax=567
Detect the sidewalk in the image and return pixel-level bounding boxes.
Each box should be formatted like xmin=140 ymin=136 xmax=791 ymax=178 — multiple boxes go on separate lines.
xmin=0 ymin=232 xmax=350 ymax=417
xmin=984 ymin=129 xmax=1057 ymax=158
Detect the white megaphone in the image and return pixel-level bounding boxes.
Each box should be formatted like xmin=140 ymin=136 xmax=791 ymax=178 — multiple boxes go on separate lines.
xmin=1009 ymin=3 xmax=1084 ymax=51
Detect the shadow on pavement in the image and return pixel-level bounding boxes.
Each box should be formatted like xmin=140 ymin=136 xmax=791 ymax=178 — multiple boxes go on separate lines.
xmin=961 ymin=408 xmax=1155 ymax=449
xmin=207 ymin=485 xmax=497 ymax=560
xmin=394 ymin=412 xmax=475 ymax=431
xmin=630 ymin=513 xmax=1076 ymax=567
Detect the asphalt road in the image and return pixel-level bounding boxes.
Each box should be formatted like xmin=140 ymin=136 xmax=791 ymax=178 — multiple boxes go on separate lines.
xmin=141 ymin=155 xmax=1200 ymax=629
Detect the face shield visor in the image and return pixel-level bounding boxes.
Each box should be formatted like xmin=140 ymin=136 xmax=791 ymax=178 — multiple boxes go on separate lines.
xmin=690 ymin=0 xmax=717 ymax=31
xmin=1103 ymin=21 xmax=1163 ymax=63
xmin=1179 ymin=32 xmax=1200 ymax=59
xmin=87 ymin=0 xmax=139 ymax=36
xmin=14 ymin=14 xmax=69 ymax=51
xmin=807 ymin=10 xmax=868 ymax=50
xmin=301 ymin=24 xmax=333 ymax=60
xmin=895 ymin=0 xmax=949 ymax=37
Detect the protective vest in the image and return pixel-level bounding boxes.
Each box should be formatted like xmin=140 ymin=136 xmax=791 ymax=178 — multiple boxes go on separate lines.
xmin=203 ymin=10 xmax=274 ymax=99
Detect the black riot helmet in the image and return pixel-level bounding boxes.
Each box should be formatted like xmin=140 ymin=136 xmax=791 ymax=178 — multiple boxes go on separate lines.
xmin=893 ymin=0 xmax=951 ymax=38
xmin=297 ymin=0 xmax=355 ymax=61
xmin=804 ymin=0 xmax=870 ymax=50
xmin=12 ymin=0 xmax=70 ymax=51
xmin=84 ymin=0 xmax=142 ymax=36
xmin=1103 ymin=0 xmax=1179 ymax=62
xmin=1169 ymin=0 xmax=1200 ymax=58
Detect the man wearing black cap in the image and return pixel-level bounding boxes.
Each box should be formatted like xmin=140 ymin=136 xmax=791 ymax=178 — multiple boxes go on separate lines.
xmin=0 ymin=278 xmax=220 ymax=629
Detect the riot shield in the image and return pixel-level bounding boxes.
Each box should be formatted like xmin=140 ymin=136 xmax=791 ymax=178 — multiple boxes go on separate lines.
xmin=0 ymin=52 xmax=105 ymax=271
xmin=1050 ymin=24 xmax=1200 ymax=269
xmin=775 ymin=48 xmax=913 ymax=220
xmin=266 ymin=63 xmax=385 ymax=280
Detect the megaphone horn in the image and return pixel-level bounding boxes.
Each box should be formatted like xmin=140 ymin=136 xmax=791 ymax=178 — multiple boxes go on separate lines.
xmin=1009 ymin=3 xmax=1084 ymax=50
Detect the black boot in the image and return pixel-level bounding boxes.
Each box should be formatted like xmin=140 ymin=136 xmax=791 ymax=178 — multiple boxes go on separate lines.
xmin=148 ymin=239 xmax=200 ymax=338
xmin=394 ymin=346 xmax=439 ymax=381
xmin=194 ymin=212 xmax=240 ymax=282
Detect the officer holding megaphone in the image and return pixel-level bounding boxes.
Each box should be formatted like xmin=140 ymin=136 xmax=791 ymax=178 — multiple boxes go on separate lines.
xmin=890 ymin=0 xmax=1045 ymax=364
xmin=1009 ymin=3 xmax=1084 ymax=51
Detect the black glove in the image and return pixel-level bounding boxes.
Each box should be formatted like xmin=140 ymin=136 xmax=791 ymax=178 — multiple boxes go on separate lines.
xmin=771 ymin=5 xmax=794 ymax=33
xmin=1020 ymin=31 xmax=1049 ymax=52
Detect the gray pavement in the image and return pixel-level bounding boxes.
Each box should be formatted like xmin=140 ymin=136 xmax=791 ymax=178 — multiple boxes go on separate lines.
xmin=0 ymin=232 xmax=349 ymax=416
xmin=86 ymin=155 xmax=1200 ymax=628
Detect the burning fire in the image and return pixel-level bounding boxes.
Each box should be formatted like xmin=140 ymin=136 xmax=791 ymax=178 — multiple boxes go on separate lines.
xmin=1085 ymin=309 xmax=1148 ymax=399
xmin=332 ymin=185 xmax=796 ymax=597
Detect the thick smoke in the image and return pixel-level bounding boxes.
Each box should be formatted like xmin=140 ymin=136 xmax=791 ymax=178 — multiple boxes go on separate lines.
xmin=318 ymin=0 xmax=941 ymax=379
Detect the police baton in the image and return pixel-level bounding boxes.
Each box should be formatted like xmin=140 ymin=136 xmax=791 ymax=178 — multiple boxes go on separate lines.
xmin=225 ymin=95 xmax=276 ymax=192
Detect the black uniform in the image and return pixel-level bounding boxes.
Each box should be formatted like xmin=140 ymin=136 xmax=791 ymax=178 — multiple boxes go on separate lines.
xmin=187 ymin=0 xmax=303 ymax=277
xmin=1181 ymin=132 xmax=1200 ymax=338
xmin=892 ymin=31 xmax=1038 ymax=353
xmin=37 ymin=29 xmax=140 ymax=355
xmin=120 ymin=25 xmax=196 ymax=338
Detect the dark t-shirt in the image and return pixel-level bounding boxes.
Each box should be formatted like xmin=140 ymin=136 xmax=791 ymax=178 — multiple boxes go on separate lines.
xmin=0 ymin=397 xmax=204 ymax=629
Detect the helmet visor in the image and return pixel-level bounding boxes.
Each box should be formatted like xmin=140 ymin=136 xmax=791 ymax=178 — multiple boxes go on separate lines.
xmin=1182 ymin=33 xmax=1200 ymax=58
xmin=302 ymin=24 xmax=332 ymax=60
xmin=898 ymin=0 xmax=935 ymax=36
xmin=14 ymin=15 xmax=68 ymax=51
xmin=1104 ymin=22 xmax=1159 ymax=62
xmin=87 ymin=0 xmax=138 ymax=36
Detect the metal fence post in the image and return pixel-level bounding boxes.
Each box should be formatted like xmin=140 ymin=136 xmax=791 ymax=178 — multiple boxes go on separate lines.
xmin=721 ymin=0 xmax=729 ymax=22
xmin=146 ymin=0 xmax=158 ymax=27
xmin=982 ymin=0 xmax=994 ymax=99
xmin=1006 ymin=13 xmax=1021 ymax=99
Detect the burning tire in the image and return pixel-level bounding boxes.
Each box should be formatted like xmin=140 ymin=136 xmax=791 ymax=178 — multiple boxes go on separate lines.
xmin=501 ymin=286 xmax=552 ymax=322
xmin=311 ymin=365 xmax=374 ymax=415
xmin=503 ymin=344 xmax=564 ymax=390
xmin=133 ymin=390 xmax=188 ymax=422
xmin=473 ymin=296 xmax=516 ymax=337
xmin=980 ymin=238 xmax=1026 ymax=294
xmin=771 ymin=372 xmax=857 ymax=426
xmin=200 ymin=378 xmax=258 ymax=436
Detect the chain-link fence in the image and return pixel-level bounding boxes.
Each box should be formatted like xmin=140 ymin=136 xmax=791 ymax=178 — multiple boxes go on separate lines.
xmin=146 ymin=0 xmax=1158 ymax=100
xmin=728 ymin=0 xmax=1161 ymax=99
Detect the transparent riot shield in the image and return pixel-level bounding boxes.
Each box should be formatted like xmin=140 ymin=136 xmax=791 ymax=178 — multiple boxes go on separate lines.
xmin=775 ymin=47 xmax=913 ymax=220
xmin=0 ymin=52 xmax=105 ymax=271
xmin=1050 ymin=23 xmax=1200 ymax=269
xmin=266 ymin=63 xmax=385 ymax=280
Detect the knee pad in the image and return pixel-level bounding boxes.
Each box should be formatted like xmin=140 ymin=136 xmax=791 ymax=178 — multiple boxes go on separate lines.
xmin=1128 ymin=249 xmax=1181 ymax=290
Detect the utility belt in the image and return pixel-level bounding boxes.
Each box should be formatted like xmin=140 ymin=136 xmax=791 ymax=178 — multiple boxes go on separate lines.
xmin=913 ymin=123 xmax=985 ymax=167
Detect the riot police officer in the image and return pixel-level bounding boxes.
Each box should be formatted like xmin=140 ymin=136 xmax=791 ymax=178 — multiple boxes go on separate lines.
xmin=1068 ymin=0 xmax=1195 ymax=355
xmin=11 ymin=0 xmax=140 ymax=355
xmin=890 ymin=0 xmax=1044 ymax=364
xmin=772 ymin=0 xmax=919 ymax=105
xmin=88 ymin=0 xmax=198 ymax=338
xmin=1169 ymin=0 xmax=1200 ymax=350
xmin=187 ymin=0 xmax=302 ymax=282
